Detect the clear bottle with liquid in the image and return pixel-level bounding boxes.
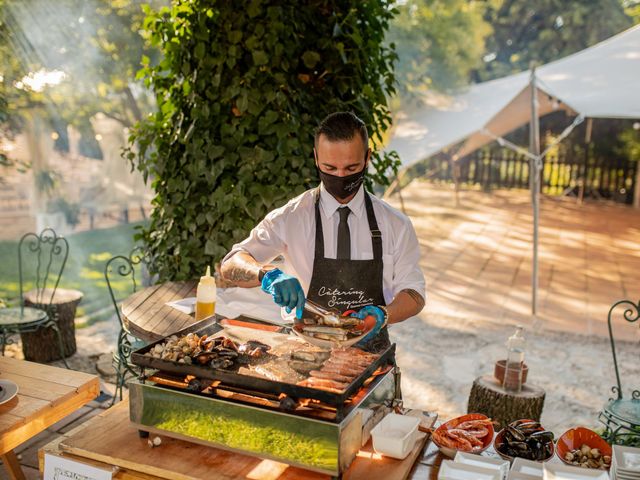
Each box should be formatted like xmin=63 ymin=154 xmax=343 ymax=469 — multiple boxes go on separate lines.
xmin=503 ymin=325 xmax=526 ymax=392
xmin=195 ymin=266 xmax=216 ymax=321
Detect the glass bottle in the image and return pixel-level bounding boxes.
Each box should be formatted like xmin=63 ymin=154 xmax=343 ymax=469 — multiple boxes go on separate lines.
xmin=503 ymin=325 xmax=525 ymax=392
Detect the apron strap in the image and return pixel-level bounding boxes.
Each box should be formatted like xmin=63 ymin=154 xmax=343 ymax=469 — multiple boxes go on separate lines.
xmin=364 ymin=192 xmax=383 ymax=260
xmin=314 ymin=188 xmax=383 ymax=260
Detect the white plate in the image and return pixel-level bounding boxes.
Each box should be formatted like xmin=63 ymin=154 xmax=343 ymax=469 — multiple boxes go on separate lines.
xmin=454 ymin=451 xmax=509 ymax=480
xmin=543 ymin=463 xmax=609 ymax=479
xmin=0 ymin=379 xmax=19 ymax=405
xmin=438 ymin=459 xmax=501 ymax=479
xmin=291 ymin=321 xmax=375 ymax=348
xmin=613 ymin=445 xmax=640 ymax=474
xmin=512 ymin=457 xmax=544 ymax=477
xmin=508 ymin=472 xmax=542 ymax=480
xmin=613 ymin=463 xmax=640 ymax=480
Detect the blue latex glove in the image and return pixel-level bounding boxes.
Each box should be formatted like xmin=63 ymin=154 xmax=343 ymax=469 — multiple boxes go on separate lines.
xmin=260 ymin=268 xmax=305 ymax=319
xmin=351 ymin=305 xmax=386 ymax=345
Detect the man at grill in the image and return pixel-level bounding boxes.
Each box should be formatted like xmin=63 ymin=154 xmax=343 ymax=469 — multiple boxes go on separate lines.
xmin=220 ymin=111 xmax=425 ymax=353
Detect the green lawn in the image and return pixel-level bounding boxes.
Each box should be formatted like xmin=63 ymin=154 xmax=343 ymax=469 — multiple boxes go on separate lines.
xmin=0 ymin=222 xmax=148 ymax=327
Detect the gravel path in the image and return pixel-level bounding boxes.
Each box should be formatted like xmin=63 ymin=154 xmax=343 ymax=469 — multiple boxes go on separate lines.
xmin=391 ymin=311 xmax=639 ymax=434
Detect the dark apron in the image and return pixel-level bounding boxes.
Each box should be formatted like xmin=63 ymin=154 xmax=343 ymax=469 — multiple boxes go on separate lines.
xmin=306 ymin=188 xmax=391 ymax=353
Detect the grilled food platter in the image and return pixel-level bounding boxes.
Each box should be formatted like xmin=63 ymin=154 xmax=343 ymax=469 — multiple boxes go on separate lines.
xmin=128 ymin=317 xmax=399 ymax=476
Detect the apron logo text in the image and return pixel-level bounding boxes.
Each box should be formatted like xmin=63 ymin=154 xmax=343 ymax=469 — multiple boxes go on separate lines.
xmin=317 ymin=286 xmax=374 ymax=310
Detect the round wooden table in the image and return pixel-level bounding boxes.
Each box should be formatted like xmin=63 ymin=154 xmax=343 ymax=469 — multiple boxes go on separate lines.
xmin=121 ymin=280 xmax=198 ymax=342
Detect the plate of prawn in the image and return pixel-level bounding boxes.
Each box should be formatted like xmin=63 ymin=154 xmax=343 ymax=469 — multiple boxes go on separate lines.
xmin=431 ymin=413 xmax=495 ymax=457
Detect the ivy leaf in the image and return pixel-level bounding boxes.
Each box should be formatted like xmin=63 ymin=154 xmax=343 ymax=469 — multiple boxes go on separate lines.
xmin=194 ymin=42 xmax=205 ymax=61
xmin=207 ymin=145 xmax=225 ymax=160
xmin=237 ymin=92 xmax=249 ymax=112
xmin=247 ymin=0 xmax=262 ymax=18
xmin=302 ymin=50 xmax=321 ymax=68
xmin=252 ymin=50 xmax=269 ymax=66
xmin=228 ymin=30 xmax=242 ymax=44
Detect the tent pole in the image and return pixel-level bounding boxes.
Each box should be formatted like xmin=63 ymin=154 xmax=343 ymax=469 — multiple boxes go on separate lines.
xmin=529 ymin=68 xmax=541 ymax=316
xmin=451 ymin=154 xmax=461 ymax=208
xmin=383 ymin=169 xmax=408 ymax=215
xmin=578 ymin=118 xmax=593 ymax=205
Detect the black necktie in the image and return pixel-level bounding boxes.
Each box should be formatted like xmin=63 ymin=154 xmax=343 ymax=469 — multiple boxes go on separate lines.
xmin=337 ymin=207 xmax=351 ymax=260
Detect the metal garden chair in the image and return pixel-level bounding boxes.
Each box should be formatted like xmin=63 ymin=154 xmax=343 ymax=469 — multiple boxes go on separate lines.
xmin=104 ymin=246 xmax=151 ymax=404
xmin=0 ymin=228 xmax=70 ymax=368
xmin=598 ymin=299 xmax=640 ymax=445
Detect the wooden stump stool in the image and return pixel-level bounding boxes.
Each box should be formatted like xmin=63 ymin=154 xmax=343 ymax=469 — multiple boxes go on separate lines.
xmin=21 ymin=288 xmax=83 ymax=362
xmin=467 ymin=375 xmax=545 ymax=429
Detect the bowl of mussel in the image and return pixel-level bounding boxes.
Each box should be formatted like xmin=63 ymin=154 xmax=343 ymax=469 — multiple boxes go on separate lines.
xmin=494 ymin=419 xmax=555 ymax=463
xmin=431 ymin=413 xmax=495 ymax=458
xmin=556 ymin=427 xmax=612 ymax=470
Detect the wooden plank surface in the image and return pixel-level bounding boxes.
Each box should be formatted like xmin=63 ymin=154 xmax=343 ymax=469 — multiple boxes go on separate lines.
xmin=344 ymin=432 xmax=429 ymax=480
xmin=0 ymin=357 xmax=99 ymax=454
xmin=58 ymin=400 xmax=432 ymax=480
xmin=122 ymin=281 xmax=197 ymax=341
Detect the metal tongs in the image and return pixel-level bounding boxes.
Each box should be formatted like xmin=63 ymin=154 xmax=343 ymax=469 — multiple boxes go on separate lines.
xmin=300 ymin=299 xmax=361 ymax=327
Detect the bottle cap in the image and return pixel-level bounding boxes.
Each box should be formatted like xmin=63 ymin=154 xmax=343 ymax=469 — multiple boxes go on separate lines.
xmin=200 ymin=265 xmax=216 ymax=286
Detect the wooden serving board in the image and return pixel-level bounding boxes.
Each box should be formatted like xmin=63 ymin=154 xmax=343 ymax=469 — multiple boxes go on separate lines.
xmin=53 ymin=401 xmax=431 ymax=480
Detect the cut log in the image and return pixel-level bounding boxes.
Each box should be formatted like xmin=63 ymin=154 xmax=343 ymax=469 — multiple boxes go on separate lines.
xmin=467 ymin=375 xmax=545 ymax=429
xmin=21 ymin=288 xmax=83 ymax=362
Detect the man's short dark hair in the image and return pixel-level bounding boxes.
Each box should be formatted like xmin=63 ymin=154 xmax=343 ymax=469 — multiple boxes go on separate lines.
xmin=314 ymin=112 xmax=368 ymax=151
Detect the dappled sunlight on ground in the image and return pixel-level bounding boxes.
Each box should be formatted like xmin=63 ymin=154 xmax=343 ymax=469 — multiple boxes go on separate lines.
xmin=387 ymin=181 xmax=639 ymax=433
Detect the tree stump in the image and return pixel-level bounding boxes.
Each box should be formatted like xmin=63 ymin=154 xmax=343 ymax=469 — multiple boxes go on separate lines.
xmin=21 ymin=288 xmax=83 ymax=362
xmin=467 ymin=376 xmax=545 ymax=429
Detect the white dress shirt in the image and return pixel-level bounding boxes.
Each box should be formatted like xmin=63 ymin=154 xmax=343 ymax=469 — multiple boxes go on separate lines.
xmin=222 ymin=184 xmax=426 ymax=305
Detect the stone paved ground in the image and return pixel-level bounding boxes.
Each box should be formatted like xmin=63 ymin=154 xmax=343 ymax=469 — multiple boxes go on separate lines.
xmin=386 ymin=182 xmax=640 ymax=433
xmin=3 ymin=181 xmax=639 ymax=478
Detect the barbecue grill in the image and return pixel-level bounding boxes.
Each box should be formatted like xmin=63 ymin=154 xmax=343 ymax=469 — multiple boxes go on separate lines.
xmin=128 ymin=317 xmax=400 ymax=476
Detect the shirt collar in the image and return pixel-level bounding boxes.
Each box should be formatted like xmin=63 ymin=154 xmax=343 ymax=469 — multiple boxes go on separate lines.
xmin=319 ymin=183 xmax=366 ymax=220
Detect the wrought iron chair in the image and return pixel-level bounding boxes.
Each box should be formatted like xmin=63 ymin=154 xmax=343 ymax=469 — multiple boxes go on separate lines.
xmin=0 ymin=228 xmax=70 ymax=368
xmin=104 ymin=246 xmax=151 ymax=404
xmin=598 ymin=299 xmax=640 ymax=445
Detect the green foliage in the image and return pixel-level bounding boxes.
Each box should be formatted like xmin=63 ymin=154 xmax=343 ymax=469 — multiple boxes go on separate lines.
xmin=618 ymin=127 xmax=640 ymax=160
xmin=129 ymin=0 xmax=400 ymax=280
xmin=0 ymin=0 xmax=163 ymax=166
xmin=623 ymin=0 xmax=640 ymax=24
xmin=387 ymin=0 xmax=491 ymax=96
xmin=477 ymin=0 xmax=634 ymax=80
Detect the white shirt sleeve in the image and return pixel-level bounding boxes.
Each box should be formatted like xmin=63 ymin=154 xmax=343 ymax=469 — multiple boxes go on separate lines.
xmin=391 ymin=217 xmax=426 ymax=301
xmin=221 ymin=213 xmax=286 ymax=265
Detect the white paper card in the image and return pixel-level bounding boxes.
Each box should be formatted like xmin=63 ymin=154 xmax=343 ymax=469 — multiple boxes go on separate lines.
xmin=44 ymin=453 xmax=113 ymax=480
xmin=543 ymin=463 xmax=609 ymax=480
xmin=165 ymin=297 xmax=196 ymax=314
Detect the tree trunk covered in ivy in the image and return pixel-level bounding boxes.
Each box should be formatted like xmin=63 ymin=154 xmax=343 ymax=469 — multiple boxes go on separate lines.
xmin=128 ymin=0 xmax=400 ymax=281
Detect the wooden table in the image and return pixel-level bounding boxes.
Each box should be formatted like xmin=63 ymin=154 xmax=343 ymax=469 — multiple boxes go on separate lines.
xmin=0 ymin=357 xmax=99 ymax=480
xmin=121 ymin=281 xmax=197 ymax=342
xmin=40 ymin=399 xmax=439 ymax=480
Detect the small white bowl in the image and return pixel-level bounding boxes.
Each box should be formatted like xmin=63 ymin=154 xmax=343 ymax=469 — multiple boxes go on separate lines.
xmin=371 ymin=413 xmax=421 ymax=460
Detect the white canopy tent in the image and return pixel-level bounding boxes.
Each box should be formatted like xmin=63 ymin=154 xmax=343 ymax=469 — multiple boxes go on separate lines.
xmin=388 ymin=24 xmax=640 ymax=165
xmin=387 ymin=25 xmax=640 ymax=315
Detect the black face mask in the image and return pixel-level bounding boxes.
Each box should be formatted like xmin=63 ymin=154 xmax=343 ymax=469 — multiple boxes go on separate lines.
xmin=318 ymin=163 xmax=367 ymax=201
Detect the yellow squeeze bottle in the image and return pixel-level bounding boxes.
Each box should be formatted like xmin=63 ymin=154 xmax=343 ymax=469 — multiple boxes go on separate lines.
xmin=195 ymin=266 xmax=216 ymax=321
